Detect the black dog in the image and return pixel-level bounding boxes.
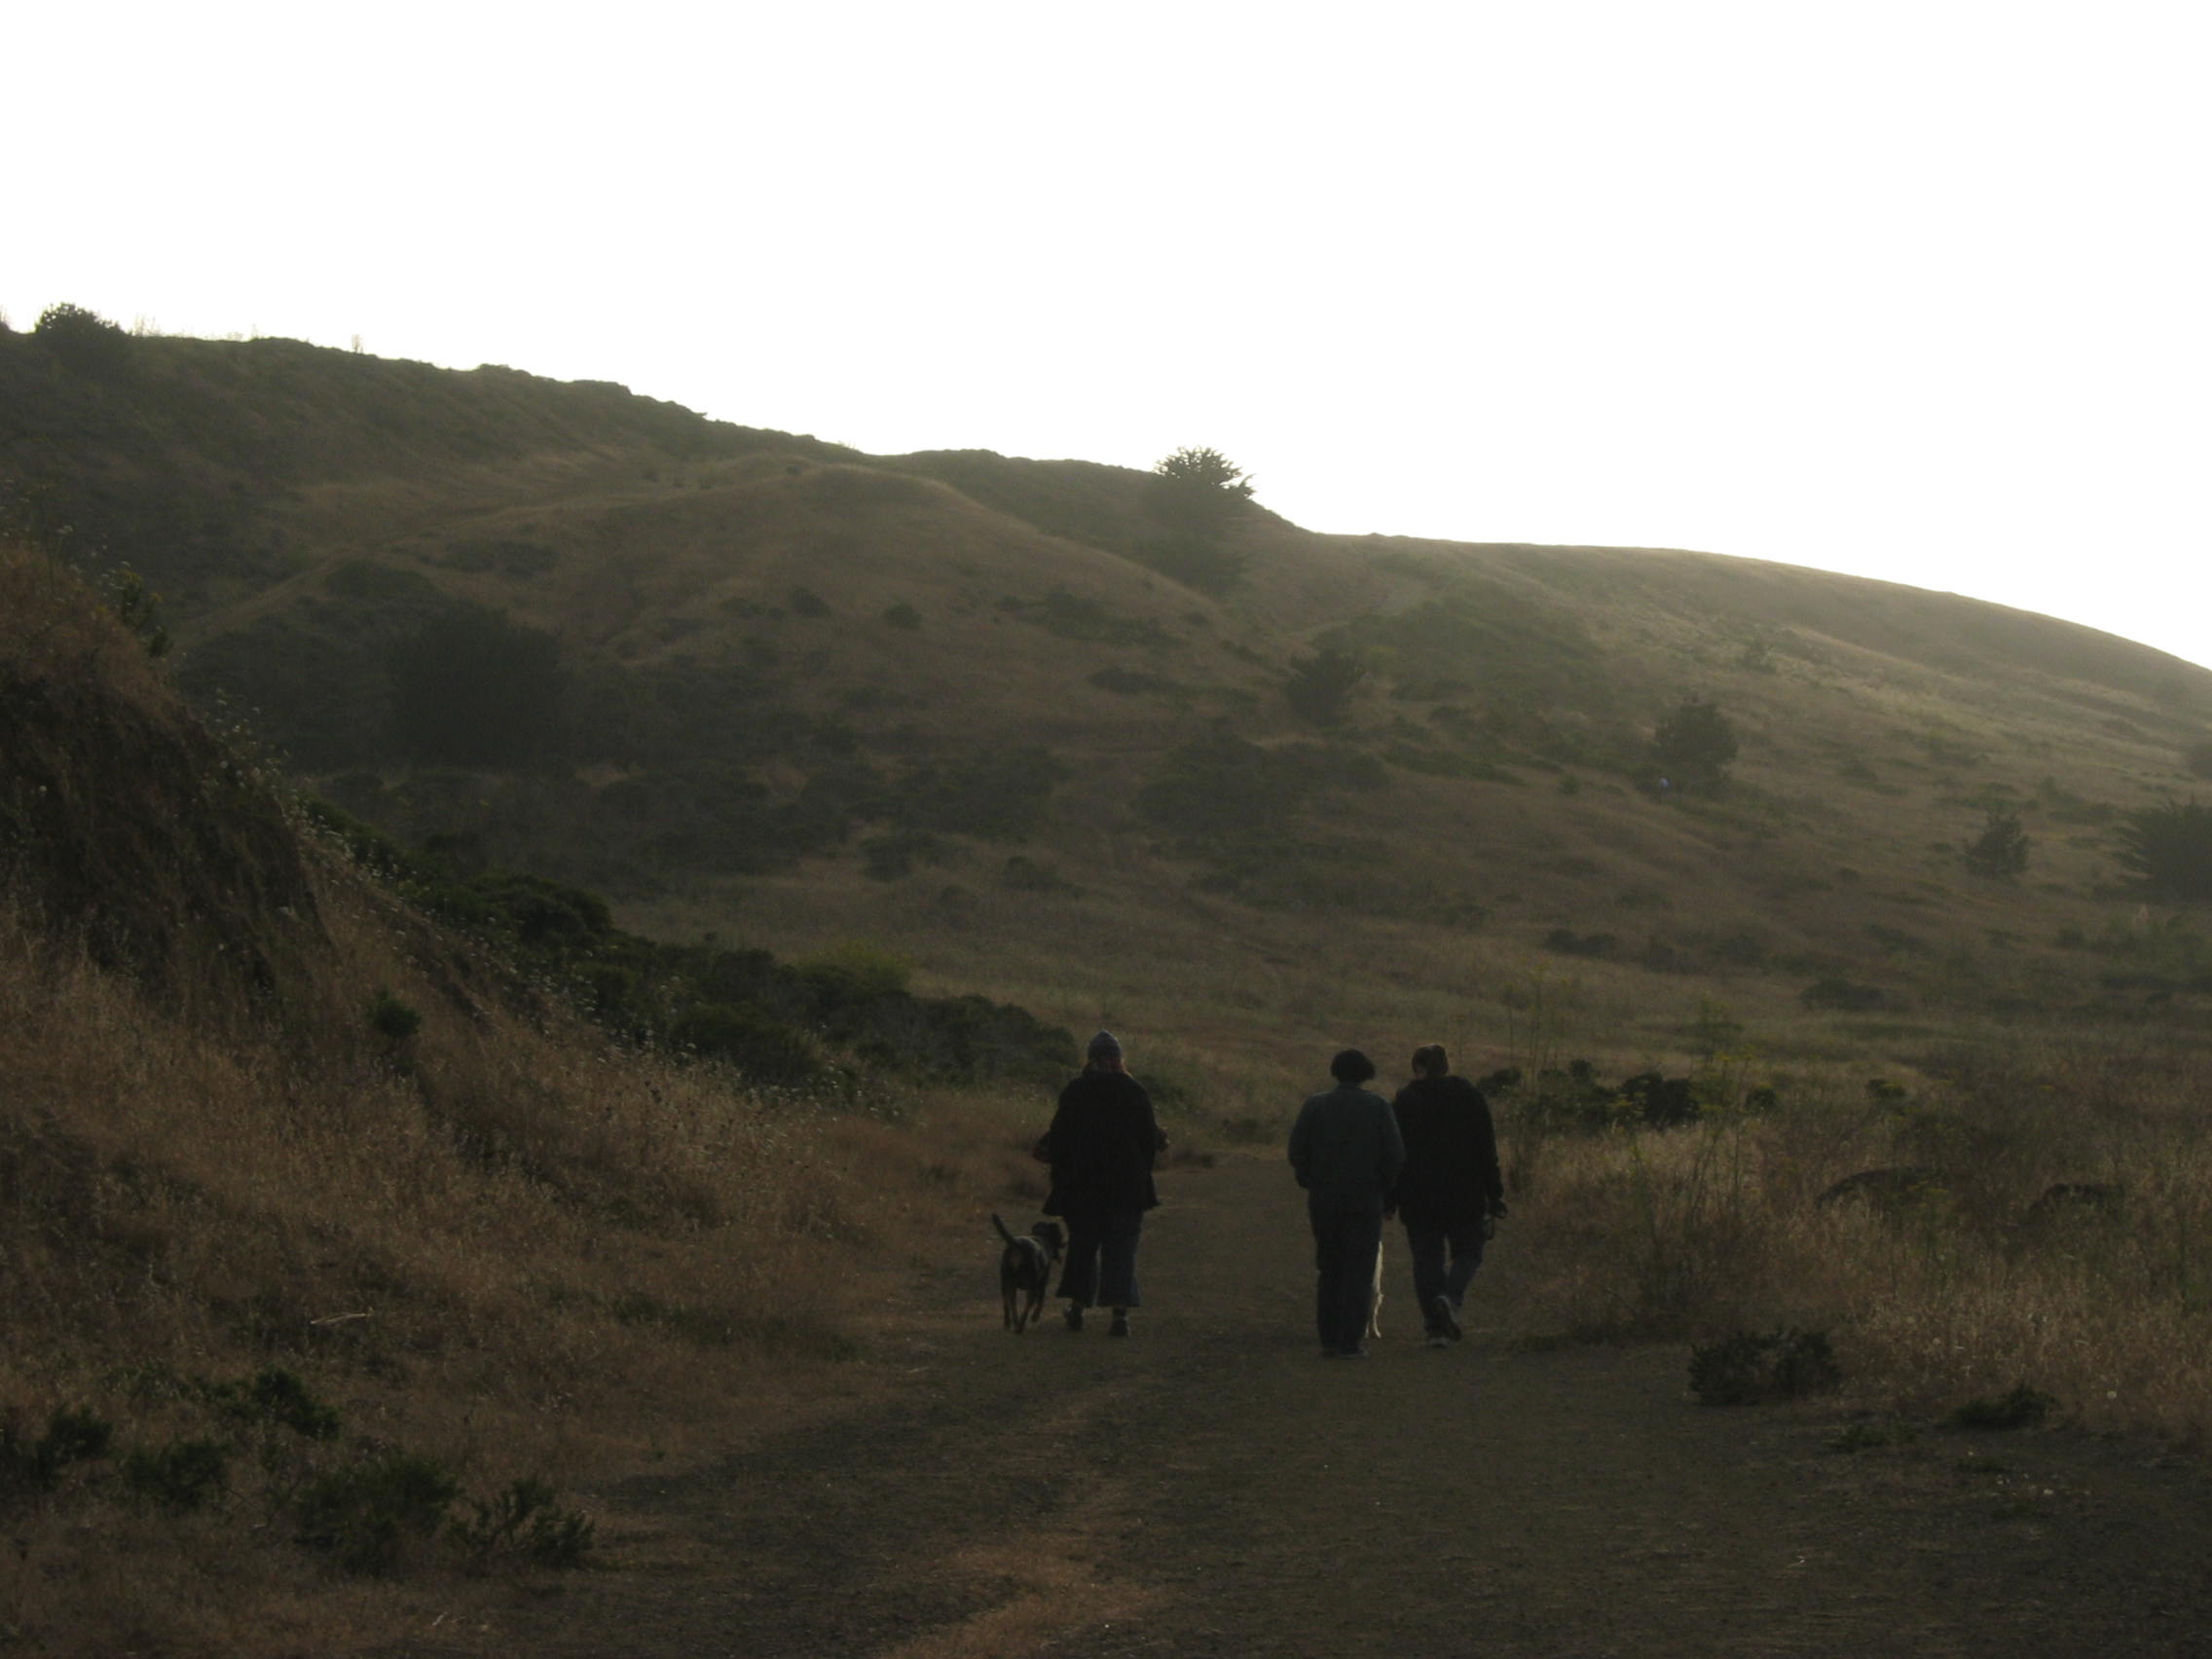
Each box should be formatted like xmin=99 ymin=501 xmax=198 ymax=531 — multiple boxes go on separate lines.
xmin=992 ymin=1214 xmax=1066 ymax=1333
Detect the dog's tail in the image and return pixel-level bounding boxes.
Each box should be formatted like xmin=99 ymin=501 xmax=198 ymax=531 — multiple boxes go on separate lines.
xmin=990 ymin=1212 xmax=1019 ymax=1247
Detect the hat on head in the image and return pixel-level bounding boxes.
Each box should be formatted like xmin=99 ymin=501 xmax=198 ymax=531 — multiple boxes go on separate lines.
xmin=1087 ymin=1029 xmax=1124 ymax=1060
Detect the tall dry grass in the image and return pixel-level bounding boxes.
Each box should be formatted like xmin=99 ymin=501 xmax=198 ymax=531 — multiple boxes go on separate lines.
xmin=1496 ymin=1042 xmax=2212 ymax=1444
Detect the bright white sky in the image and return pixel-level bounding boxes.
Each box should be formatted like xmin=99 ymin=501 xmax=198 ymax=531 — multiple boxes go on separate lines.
xmin=9 ymin=2 xmax=2209 ymax=668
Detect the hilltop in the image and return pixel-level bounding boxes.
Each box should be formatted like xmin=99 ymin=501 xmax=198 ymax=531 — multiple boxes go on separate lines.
xmin=8 ymin=313 xmax=2212 ymax=1101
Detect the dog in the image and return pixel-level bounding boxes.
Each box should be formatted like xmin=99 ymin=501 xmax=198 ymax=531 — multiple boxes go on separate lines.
xmin=992 ymin=1214 xmax=1065 ymax=1334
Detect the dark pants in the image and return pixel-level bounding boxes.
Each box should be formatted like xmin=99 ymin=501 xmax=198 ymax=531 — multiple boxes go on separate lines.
xmin=1403 ymin=1214 xmax=1488 ymax=1328
xmin=1309 ymin=1191 xmax=1385 ymax=1354
xmin=1056 ymin=1203 xmax=1143 ymax=1309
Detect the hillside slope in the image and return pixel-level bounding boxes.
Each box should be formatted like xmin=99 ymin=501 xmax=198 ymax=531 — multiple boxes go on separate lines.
xmin=9 ymin=320 xmax=2212 ymax=1090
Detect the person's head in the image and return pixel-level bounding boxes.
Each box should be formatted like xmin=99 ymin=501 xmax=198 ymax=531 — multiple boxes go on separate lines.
xmin=1086 ymin=1029 xmax=1125 ymax=1073
xmin=1329 ymin=1048 xmax=1376 ymax=1086
xmin=1411 ymin=1044 xmax=1450 ymax=1080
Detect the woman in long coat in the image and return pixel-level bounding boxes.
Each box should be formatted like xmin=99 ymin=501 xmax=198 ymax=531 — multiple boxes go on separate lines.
xmin=1039 ymin=1030 xmax=1162 ymax=1337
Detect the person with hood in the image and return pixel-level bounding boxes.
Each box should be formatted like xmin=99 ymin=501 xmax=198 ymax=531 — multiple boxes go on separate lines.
xmin=1038 ymin=1030 xmax=1163 ymax=1337
xmin=1288 ymin=1049 xmax=1404 ymax=1357
xmin=1390 ymin=1044 xmax=1505 ymax=1346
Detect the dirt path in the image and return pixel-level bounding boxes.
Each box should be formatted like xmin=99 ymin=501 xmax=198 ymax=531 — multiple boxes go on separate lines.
xmin=470 ymin=1155 xmax=2212 ymax=1658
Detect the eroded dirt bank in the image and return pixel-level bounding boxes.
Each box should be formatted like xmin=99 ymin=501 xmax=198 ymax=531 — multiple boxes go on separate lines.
xmin=451 ymin=1155 xmax=2212 ymax=1658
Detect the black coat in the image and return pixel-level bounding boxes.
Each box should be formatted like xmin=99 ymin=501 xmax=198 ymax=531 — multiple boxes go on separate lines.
xmin=1043 ymin=1069 xmax=1161 ymax=1215
xmin=1389 ymin=1075 xmax=1502 ymax=1225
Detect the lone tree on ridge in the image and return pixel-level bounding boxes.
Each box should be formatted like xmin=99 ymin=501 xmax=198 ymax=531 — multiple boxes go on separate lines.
xmin=1146 ymin=446 xmax=1255 ymax=538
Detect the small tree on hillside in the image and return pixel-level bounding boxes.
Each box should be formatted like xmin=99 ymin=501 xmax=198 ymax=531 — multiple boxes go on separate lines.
xmin=1146 ymin=447 xmax=1255 ymax=539
xmin=1285 ymin=648 xmax=1366 ymax=726
xmin=1650 ymin=698 xmax=1739 ymax=793
xmin=34 ymin=302 xmax=131 ymax=375
xmin=2115 ymin=799 xmax=2212 ymax=903
xmin=1962 ymin=808 xmax=2030 ymax=879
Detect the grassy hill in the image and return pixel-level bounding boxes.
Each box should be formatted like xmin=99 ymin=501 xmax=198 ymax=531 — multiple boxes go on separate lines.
xmin=9 ymin=310 xmax=2212 ymax=1648
xmin=10 ymin=314 xmax=2208 ymax=1099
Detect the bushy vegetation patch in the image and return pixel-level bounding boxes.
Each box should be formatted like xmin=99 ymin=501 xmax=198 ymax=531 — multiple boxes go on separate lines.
xmin=1689 ymin=1328 xmax=1842 ymax=1405
xmin=1945 ymin=1384 xmax=2057 ymax=1431
xmin=303 ymin=798 xmax=1077 ymax=1088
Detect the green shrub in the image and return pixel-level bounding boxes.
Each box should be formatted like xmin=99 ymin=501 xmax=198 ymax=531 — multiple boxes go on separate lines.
xmin=1650 ymin=698 xmax=1739 ymax=793
xmin=296 ymin=1450 xmax=460 ymax=1573
xmin=2115 ymin=799 xmax=2212 ymax=902
xmin=881 ymin=602 xmax=921 ymax=630
xmin=213 ymin=1367 xmax=342 ymax=1441
xmin=453 ymin=1475 xmax=595 ymax=1570
xmin=1962 ymin=808 xmax=2030 ymax=878
xmin=0 ymin=1406 xmax=115 ymax=1496
xmin=368 ymin=990 xmax=423 ymax=1043
xmin=33 ymin=302 xmax=131 ymax=375
xmin=1688 ymin=1328 xmax=1840 ymax=1405
xmin=123 ymin=1437 xmax=230 ymax=1512
xmin=1945 ymin=1383 xmax=2055 ymax=1430
xmin=667 ymin=1002 xmax=823 ymax=1084
xmin=1285 ymin=649 xmax=1366 ymax=726
xmin=795 ymin=940 xmax=913 ymax=1002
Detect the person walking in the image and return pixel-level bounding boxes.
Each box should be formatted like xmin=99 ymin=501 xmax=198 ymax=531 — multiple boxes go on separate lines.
xmin=1039 ymin=1030 xmax=1163 ymax=1337
xmin=1288 ymin=1049 xmax=1404 ymax=1357
xmin=1390 ymin=1044 xmax=1505 ymax=1347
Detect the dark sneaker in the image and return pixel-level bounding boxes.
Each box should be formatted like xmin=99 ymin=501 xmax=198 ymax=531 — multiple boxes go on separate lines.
xmin=1425 ymin=1332 xmax=1452 ymax=1349
xmin=1433 ymin=1295 xmax=1462 ymax=1342
xmin=1064 ymin=1305 xmax=1084 ymax=1332
xmin=1340 ymin=1346 xmax=1370 ymax=1359
xmin=1108 ymin=1313 xmax=1131 ymax=1338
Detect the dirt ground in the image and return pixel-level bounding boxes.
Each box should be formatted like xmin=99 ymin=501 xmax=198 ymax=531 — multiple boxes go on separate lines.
xmin=422 ymin=1154 xmax=2212 ymax=1658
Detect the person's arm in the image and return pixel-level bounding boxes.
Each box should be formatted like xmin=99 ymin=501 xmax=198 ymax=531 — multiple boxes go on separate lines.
xmin=1473 ymin=1090 xmax=1504 ymax=1211
xmin=1287 ymin=1097 xmax=1315 ymax=1189
xmin=1377 ymin=1095 xmax=1407 ymax=1193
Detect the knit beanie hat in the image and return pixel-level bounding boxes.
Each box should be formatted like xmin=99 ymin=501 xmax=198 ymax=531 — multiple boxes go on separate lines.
xmin=1087 ymin=1029 xmax=1124 ymax=1061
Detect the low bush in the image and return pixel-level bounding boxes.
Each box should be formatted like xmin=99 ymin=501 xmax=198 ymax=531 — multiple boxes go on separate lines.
xmin=1945 ymin=1384 xmax=2055 ymax=1431
xmin=1689 ymin=1328 xmax=1841 ymax=1405
xmin=123 ymin=1437 xmax=230 ymax=1512
xmin=452 ymin=1475 xmax=595 ymax=1571
xmin=296 ymin=1450 xmax=461 ymax=1574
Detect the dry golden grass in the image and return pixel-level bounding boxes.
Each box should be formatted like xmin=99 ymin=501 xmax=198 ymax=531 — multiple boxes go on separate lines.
xmin=1493 ymin=1043 xmax=2212 ymax=1443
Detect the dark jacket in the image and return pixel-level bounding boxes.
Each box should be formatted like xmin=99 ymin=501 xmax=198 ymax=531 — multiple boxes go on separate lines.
xmin=1288 ymin=1084 xmax=1405 ymax=1201
xmin=1043 ymin=1069 xmax=1161 ymax=1215
xmin=1389 ymin=1074 xmax=1503 ymax=1225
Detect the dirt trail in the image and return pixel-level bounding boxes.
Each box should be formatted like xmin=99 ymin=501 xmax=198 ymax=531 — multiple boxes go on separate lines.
xmin=476 ymin=1155 xmax=2212 ymax=1658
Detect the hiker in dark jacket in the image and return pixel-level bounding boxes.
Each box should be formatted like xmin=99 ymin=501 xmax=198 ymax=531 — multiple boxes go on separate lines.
xmin=1288 ymin=1049 xmax=1405 ymax=1357
xmin=1390 ymin=1044 xmax=1505 ymax=1346
xmin=1040 ymin=1030 xmax=1163 ymax=1337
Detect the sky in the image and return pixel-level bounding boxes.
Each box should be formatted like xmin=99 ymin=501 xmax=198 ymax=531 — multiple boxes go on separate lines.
xmin=9 ymin=1 xmax=2209 ymax=668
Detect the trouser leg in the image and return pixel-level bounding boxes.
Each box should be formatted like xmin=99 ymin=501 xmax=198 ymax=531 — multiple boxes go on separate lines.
xmin=1311 ymin=1194 xmax=1382 ymax=1351
xmin=1095 ymin=1208 xmax=1143 ymax=1308
xmin=1056 ymin=1206 xmax=1103 ymax=1307
xmin=1404 ymin=1220 xmax=1449 ymax=1326
xmin=1442 ymin=1220 xmax=1489 ymax=1308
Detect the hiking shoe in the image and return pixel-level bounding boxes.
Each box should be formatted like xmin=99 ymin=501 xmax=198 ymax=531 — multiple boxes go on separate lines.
xmin=1426 ymin=1332 xmax=1452 ymax=1349
xmin=1433 ymin=1295 xmax=1461 ymax=1342
xmin=1340 ymin=1346 xmax=1370 ymax=1359
xmin=1063 ymin=1305 xmax=1084 ymax=1332
xmin=1108 ymin=1313 xmax=1131 ymax=1338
